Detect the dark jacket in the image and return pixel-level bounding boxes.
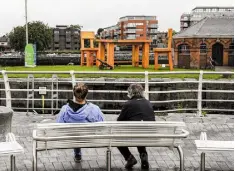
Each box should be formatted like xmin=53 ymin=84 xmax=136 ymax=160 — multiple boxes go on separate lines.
xmin=117 ymin=97 xmax=155 ymax=121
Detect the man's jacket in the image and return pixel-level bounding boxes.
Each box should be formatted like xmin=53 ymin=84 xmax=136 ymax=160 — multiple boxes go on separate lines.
xmin=57 ymin=100 xmax=104 ymax=123
xmin=117 ymin=97 xmax=155 ymax=121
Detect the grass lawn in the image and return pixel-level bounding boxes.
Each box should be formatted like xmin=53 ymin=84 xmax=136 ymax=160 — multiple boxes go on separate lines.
xmin=0 ymin=65 xmax=233 ymax=79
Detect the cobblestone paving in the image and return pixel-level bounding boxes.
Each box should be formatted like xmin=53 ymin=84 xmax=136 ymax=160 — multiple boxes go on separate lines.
xmin=0 ymin=112 xmax=234 ymax=171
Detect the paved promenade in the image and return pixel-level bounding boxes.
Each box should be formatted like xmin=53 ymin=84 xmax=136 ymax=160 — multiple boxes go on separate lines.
xmin=0 ymin=112 xmax=234 ymax=171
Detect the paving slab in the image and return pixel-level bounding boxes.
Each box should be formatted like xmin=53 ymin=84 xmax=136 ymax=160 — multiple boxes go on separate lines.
xmin=0 ymin=112 xmax=234 ymax=171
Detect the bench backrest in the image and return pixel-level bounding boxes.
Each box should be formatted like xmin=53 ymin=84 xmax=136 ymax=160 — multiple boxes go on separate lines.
xmin=33 ymin=121 xmax=187 ymax=151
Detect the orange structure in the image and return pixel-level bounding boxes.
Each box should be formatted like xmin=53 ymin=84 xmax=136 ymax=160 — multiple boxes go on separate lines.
xmin=96 ymin=39 xmax=152 ymax=69
xmin=80 ymin=31 xmax=99 ymax=66
xmin=153 ymin=28 xmax=173 ymax=70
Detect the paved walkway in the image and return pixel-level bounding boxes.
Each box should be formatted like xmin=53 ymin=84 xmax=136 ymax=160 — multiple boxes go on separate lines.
xmin=0 ymin=112 xmax=234 ymax=171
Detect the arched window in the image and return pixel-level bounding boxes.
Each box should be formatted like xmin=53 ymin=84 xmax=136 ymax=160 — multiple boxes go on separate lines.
xmin=178 ymin=44 xmax=190 ymax=54
xmin=200 ymin=43 xmax=207 ymax=54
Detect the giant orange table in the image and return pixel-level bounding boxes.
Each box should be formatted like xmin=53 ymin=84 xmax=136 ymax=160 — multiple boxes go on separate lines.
xmin=96 ymin=39 xmax=152 ymax=69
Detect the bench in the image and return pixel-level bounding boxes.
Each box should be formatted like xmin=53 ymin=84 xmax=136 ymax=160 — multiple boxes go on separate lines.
xmin=0 ymin=133 xmax=24 ymax=171
xmin=195 ymin=132 xmax=234 ymax=171
xmin=33 ymin=121 xmax=189 ymax=171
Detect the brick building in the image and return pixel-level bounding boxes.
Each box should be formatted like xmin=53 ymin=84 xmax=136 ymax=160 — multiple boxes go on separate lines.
xmin=52 ymin=25 xmax=80 ymax=50
xmin=173 ymin=17 xmax=234 ymax=69
xmin=101 ymin=15 xmax=159 ymax=48
xmin=180 ymin=6 xmax=234 ymax=31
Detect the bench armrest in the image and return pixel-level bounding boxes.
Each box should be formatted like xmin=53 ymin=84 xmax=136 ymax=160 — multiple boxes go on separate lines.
xmin=5 ymin=133 xmax=16 ymax=142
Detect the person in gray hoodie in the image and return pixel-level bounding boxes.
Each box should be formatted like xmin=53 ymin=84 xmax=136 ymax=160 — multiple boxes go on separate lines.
xmin=57 ymin=83 xmax=104 ymax=162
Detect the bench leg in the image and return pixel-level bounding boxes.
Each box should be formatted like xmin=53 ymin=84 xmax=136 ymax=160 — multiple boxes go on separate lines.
xmin=201 ymin=152 xmax=205 ymax=171
xmin=106 ymin=148 xmax=111 ymax=171
xmin=176 ymin=145 xmax=184 ymax=171
xmin=33 ymin=140 xmax=37 ymax=171
xmin=10 ymin=155 xmax=15 ymax=171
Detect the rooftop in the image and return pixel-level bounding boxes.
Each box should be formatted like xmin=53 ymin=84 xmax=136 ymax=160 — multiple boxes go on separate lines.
xmin=174 ymin=17 xmax=234 ymax=38
xmin=193 ymin=6 xmax=234 ymax=10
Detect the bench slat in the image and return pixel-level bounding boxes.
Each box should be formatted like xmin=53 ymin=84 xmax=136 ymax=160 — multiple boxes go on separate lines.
xmin=0 ymin=142 xmax=24 ymax=156
xmin=195 ymin=140 xmax=234 ymax=151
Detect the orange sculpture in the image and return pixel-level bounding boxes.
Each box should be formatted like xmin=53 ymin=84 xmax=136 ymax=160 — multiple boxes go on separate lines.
xmin=80 ymin=31 xmax=99 ymax=66
xmin=153 ymin=28 xmax=173 ymax=70
xmin=96 ymin=39 xmax=152 ymax=69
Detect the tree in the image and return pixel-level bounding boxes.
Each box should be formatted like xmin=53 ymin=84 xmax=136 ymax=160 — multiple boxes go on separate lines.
xmin=172 ymin=30 xmax=178 ymax=36
xmin=69 ymin=25 xmax=83 ymax=30
xmin=9 ymin=21 xmax=53 ymax=51
xmin=97 ymin=28 xmax=104 ymax=36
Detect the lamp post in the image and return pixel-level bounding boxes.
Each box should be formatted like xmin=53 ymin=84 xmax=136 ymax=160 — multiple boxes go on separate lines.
xmin=25 ymin=0 xmax=28 ymax=45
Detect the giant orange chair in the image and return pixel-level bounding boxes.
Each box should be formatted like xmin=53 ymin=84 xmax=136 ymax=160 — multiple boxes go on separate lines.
xmin=80 ymin=31 xmax=99 ymax=67
xmin=153 ymin=28 xmax=173 ymax=70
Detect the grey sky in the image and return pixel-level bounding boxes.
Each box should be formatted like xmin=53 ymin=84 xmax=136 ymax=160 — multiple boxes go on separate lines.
xmin=0 ymin=0 xmax=234 ymax=36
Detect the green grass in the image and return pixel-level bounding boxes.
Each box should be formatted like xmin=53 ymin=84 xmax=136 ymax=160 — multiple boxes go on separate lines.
xmin=0 ymin=65 xmax=233 ymax=79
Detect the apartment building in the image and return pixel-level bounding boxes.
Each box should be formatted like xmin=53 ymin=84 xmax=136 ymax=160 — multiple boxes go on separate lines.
xmin=180 ymin=6 xmax=234 ymax=31
xmin=0 ymin=35 xmax=10 ymax=51
xmin=52 ymin=25 xmax=80 ymax=50
xmin=101 ymin=15 xmax=159 ymax=48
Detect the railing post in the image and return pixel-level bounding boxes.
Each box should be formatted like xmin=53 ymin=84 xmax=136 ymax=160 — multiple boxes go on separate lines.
xmin=51 ymin=74 xmax=58 ymax=115
xmin=27 ymin=74 xmax=34 ymax=115
xmin=70 ymin=70 xmax=76 ymax=101
xmin=144 ymin=71 xmax=149 ymax=100
xmin=197 ymin=70 xmax=203 ymax=117
xmin=2 ymin=70 xmax=11 ymax=108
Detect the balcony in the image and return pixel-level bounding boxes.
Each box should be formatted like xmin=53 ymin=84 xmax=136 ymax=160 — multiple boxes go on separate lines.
xmin=148 ymin=24 xmax=158 ymax=28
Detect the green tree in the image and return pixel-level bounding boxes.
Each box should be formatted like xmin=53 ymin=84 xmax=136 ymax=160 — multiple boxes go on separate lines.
xmin=97 ymin=28 xmax=104 ymax=36
xmin=9 ymin=21 xmax=53 ymax=51
xmin=69 ymin=24 xmax=83 ymax=30
xmin=172 ymin=30 xmax=178 ymax=36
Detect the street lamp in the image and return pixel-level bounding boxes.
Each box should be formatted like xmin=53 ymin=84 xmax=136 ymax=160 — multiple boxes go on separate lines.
xmin=25 ymin=0 xmax=28 ymax=45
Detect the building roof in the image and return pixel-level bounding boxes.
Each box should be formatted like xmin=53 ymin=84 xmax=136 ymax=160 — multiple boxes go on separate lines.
xmin=119 ymin=15 xmax=156 ymax=19
xmin=193 ymin=6 xmax=234 ymax=10
xmin=0 ymin=36 xmax=8 ymax=42
xmin=174 ymin=17 xmax=234 ymax=39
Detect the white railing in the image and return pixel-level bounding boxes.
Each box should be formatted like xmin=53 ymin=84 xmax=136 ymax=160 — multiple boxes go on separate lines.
xmin=0 ymin=70 xmax=234 ymax=116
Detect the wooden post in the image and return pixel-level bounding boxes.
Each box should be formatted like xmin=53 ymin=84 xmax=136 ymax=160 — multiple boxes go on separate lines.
xmin=154 ymin=52 xmax=159 ymax=70
xmin=81 ymin=51 xmax=84 ymax=66
xmin=169 ymin=50 xmax=173 ymax=71
xmin=142 ymin=43 xmax=149 ymax=69
xmin=107 ymin=43 xmax=115 ymax=68
xmin=86 ymin=51 xmax=91 ymax=67
xmin=90 ymin=39 xmax=94 ymax=48
xmin=97 ymin=42 xmax=105 ymax=66
xmin=135 ymin=45 xmax=140 ymax=67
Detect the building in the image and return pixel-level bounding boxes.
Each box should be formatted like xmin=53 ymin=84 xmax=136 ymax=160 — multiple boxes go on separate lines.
xmin=52 ymin=25 xmax=80 ymax=50
xmin=173 ymin=17 xmax=234 ymax=69
xmin=0 ymin=35 xmax=10 ymax=52
xmin=180 ymin=6 xmax=234 ymax=31
xmin=101 ymin=15 xmax=159 ymax=48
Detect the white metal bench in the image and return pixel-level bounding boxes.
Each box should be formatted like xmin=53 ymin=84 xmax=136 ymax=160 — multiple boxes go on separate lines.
xmin=33 ymin=121 xmax=189 ymax=171
xmin=195 ymin=132 xmax=234 ymax=171
xmin=0 ymin=133 xmax=24 ymax=171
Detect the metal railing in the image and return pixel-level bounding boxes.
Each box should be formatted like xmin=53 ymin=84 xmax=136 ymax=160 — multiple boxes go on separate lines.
xmin=0 ymin=70 xmax=234 ymax=116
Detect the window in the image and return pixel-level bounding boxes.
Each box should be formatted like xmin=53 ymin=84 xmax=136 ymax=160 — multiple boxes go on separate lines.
xmin=54 ymin=31 xmax=59 ymax=34
xmin=200 ymin=43 xmax=207 ymax=54
xmin=178 ymin=44 xmax=190 ymax=54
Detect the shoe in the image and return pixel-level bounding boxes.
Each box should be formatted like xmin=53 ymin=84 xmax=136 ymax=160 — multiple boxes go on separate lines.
xmin=74 ymin=154 xmax=82 ymax=162
xmin=125 ymin=155 xmax=137 ymax=169
xmin=140 ymin=153 xmax=149 ymax=169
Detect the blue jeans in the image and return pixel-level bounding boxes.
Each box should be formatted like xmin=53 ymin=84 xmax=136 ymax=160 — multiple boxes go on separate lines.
xmin=74 ymin=148 xmax=81 ymax=156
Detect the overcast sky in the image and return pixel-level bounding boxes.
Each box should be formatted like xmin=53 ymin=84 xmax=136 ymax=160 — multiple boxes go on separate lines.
xmin=0 ymin=0 xmax=234 ymax=36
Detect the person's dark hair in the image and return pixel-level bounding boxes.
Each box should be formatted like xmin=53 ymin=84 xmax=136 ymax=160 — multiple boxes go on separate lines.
xmin=127 ymin=83 xmax=145 ymax=99
xmin=73 ymin=83 xmax=88 ymax=100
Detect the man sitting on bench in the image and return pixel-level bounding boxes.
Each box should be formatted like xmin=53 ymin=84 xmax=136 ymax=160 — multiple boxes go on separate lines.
xmin=117 ymin=83 xmax=156 ymax=169
xmin=56 ymin=83 xmax=104 ymax=162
